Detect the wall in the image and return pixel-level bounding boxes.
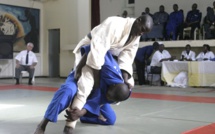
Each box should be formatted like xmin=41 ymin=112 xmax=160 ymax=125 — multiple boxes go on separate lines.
xmin=44 ymin=0 xmax=91 ymax=77
xmin=100 ymin=0 xmax=127 ymax=21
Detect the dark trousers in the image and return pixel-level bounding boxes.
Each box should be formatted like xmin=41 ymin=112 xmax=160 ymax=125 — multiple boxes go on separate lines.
xmin=134 ymin=60 xmax=146 ymax=85
xmin=15 ymin=65 xmax=35 ymax=79
xmin=179 ymin=23 xmax=200 ymax=40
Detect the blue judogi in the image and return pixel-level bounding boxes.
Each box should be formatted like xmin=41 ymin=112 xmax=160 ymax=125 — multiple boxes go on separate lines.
xmin=166 ymin=10 xmax=183 ymax=40
xmin=44 ymin=45 xmax=127 ymax=125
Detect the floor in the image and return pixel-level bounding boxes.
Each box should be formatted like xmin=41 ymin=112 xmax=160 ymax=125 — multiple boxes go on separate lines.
xmin=0 ymin=78 xmax=215 ymax=134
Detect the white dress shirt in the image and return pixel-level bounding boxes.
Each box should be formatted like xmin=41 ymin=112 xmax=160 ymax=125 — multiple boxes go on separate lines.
xmin=181 ymin=50 xmax=196 ymax=61
xmin=15 ymin=50 xmax=38 ymax=66
xmin=196 ymin=51 xmax=215 ymax=61
xmin=150 ymin=50 xmax=171 ymax=67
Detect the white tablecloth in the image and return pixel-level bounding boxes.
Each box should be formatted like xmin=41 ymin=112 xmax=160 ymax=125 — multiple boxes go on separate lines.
xmin=162 ymin=61 xmax=215 ymax=87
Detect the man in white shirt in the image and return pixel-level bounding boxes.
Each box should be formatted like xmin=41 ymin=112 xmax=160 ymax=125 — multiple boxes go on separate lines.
xmin=15 ymin=42 xmax=38 ymax=85
xmin=150 ymin=43 xmax=173 ymax=67
xmin=196 ymin=44 xmax=215 ymax=61
xmin=180 ymin=44 xmax=196 ymax=61
xmin=66 ymin=14 xmax=153 ymax=130
xmin=150 ymin=43 xmax=174 ymax=86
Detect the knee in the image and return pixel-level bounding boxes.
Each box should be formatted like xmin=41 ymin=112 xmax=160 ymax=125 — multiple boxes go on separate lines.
xmin=106 ymin=116 xmax=116 ymax=125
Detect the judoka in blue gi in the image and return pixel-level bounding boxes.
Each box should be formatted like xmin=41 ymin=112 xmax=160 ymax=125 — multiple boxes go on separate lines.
xmin=166 ymin=4 xmax=184 ymax=40
xmin=34 ymin=45 xmax=131 ymax=134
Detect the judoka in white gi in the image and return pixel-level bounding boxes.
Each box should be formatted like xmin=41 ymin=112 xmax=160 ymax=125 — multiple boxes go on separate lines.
xmin=68 ymin=15 xmax=153 ymax=129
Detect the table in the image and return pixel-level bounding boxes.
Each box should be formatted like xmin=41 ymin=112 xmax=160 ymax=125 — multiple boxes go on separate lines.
xmin=162 ymin=61 xmax=215 ymax=87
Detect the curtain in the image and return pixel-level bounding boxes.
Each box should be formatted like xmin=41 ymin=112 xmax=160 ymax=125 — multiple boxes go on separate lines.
xmin=91 ymin=0 xmax=100 ymax=29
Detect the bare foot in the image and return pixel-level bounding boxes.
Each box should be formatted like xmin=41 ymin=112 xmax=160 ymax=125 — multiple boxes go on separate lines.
xmin=63 ymin=126 xmax=74 ymax=134
xmin=34 ymin=126 xmax=45 ymax=134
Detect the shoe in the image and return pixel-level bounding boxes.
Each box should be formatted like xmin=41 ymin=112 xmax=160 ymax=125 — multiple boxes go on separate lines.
xmin=28 ymin=82 xmax=33 ymax=85
xmin=28 ymin=78 xmax=33 ymax=85
xmin=15 ymin=78 xmax=19 ymax=85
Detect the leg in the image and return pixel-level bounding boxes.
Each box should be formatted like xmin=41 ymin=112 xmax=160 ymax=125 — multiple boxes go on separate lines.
xmin=80 ymin=104 xmax=116 ymax=125
xmin=15 ymin=65 xmax=25 ymax=84
xmin=135 ymin=60 xmax=145 ymax=85
xmin=26 ymin=66 xmax=35 ymax=85
xmin=34 ymin=73 xmax=77 ymax=134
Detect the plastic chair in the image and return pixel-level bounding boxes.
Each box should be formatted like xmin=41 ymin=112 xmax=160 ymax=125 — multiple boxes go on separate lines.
xmin=20 ymin=71 xmax=35 ymax=83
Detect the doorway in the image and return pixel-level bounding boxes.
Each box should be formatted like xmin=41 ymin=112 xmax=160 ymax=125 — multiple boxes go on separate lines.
xmin=48 ymin=29 xmax=60 ymax=77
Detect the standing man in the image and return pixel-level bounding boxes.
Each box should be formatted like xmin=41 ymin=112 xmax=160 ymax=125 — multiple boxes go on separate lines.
xmin=134 ymin=41 xmax=159 ymax=85
xmin=69 ymin=14 xmax=153 ymax=130
xmin=15 ymin=42 xmax=37 ymax=85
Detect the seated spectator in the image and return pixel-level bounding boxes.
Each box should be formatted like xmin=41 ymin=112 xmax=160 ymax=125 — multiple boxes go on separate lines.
xmin=203 ymin=7 xmax=215 ymax=39
xmin=15 ymin=42 xmax=38 ymax=85
xmin=134 ymin=42 xmax=159 ymax=85
xmin=180 ymin=44 xmax=196 ymax=61
xmin=179 ymin=3 xmax=202 ymax=40
xmin=196 ymin=44 xmax=215 ymax=61
xmin=141 ymin=7 xmax=153 ymax=18
xmin=141 ymin=5 xmax=169 ymax=41
xmin=166 ymin=4 xmax=184 ymax=40
xmin=150 ymin=43 xmax=175 ymax=85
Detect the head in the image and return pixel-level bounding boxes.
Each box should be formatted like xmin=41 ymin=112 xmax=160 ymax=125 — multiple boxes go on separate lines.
xmin=173 ymin=4 xmax=178 ymax=12
xmin=203 ymin=44 xmax=210 ymax=52
xmin=153 ymin=41 xmax=159 ymax=51
xmin=145 ymin=7 xmax=150 ymax=13
xmin=192 ymin=3 xmax=197 ymax=11
xmin=213 ymin=1 xmax=215 ymax=8
xmin=130 ymin=14 xmax=153 ymax=36
xmin=158 ymin=43 xmax=164 ymax=52
xmin=185 ymin=44 xmax=191 ymax=52
xmin=106 ymin=83 xmax=130 ymax=103
xmin=26 ymin=42 xmax=34 ymax=51
xmin=159 ymin=5 xmax=165 ymax=12
xmin=122 ymin=10 xmax=128 ymax=18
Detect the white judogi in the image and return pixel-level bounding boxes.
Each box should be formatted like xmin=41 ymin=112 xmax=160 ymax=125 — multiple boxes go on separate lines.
xmin=150 ymin=50 xmax=171 ymax=67
xmin=181 ymin=50 xmax=196 ymax=61
xmin=196 ymin=51 xmax=215 ymax=61
xmin=68 ymin=16 xmax=139 ymax=128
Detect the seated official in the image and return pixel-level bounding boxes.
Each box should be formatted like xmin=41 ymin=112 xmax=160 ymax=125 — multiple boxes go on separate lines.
xmin=180 ymin=44 xmax=196 ymax=61
xmin=150 ymin=43 xmax=175 ymax=85
xmin=15 ymin=42 xmax=38 ymax=85
xmin=196 ymin=44 xmax=215 ymax=61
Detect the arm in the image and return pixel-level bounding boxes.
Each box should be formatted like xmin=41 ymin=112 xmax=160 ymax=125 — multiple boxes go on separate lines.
xmin=16 ymin=59 xmax=20 ymax=68
xmin=31 ymin=53 xmax=38 ymax=68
